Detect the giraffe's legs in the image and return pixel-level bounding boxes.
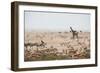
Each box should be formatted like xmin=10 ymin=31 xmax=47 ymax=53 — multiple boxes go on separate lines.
xmin=76 ymin=33 xmax=78 ymax=39
xmin=72 ymin=32 xmax=78 ymax=39
xmin=73 ymin=32 xmax=75 ymax=39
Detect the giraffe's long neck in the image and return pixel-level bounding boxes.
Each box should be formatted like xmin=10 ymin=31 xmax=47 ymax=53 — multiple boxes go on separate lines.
xmin=70 ymin=27 xmax=74 ymax=32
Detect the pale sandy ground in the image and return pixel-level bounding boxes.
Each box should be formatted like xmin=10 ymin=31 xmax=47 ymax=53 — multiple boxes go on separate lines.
xmin=24 ymin=31 xmax=90 ymax=61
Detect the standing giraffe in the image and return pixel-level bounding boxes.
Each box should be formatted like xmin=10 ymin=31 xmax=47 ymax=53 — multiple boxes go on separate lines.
xmin=70 ymin=27 xmax=78 ymax=39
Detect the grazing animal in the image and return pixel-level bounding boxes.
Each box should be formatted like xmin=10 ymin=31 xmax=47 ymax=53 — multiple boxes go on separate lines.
xmin=80 ymin=30 xmax=82 ymax=32
xmin=70 ymin=27 xmax=78 ymax=39
xmin=25 ymin=40 xmax=46 ymax=51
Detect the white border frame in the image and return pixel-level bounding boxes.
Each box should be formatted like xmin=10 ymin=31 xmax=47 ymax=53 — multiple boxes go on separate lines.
xmin=18 ymin=5 xmax=96 ymax=68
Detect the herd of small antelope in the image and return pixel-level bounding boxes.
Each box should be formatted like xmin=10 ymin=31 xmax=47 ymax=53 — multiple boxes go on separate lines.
xmin=24 ymin=31 xmax=90 ymax=61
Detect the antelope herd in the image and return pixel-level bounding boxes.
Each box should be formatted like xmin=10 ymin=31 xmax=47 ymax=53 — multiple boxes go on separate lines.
xmin=24 ymin=28 xmax=90 ymax=61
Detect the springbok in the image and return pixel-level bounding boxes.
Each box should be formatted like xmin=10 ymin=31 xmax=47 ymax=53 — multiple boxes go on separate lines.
xmin=25 ymin=40 xmax=47 ymax=51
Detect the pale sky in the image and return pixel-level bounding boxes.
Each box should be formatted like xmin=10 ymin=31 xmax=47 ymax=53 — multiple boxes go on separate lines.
xmin=24 ymin=11 xmax=90 ymax=32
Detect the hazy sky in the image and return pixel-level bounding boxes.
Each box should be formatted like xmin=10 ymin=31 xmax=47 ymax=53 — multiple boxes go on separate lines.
xmin=24 ymin=11 xmax=90 ymax=32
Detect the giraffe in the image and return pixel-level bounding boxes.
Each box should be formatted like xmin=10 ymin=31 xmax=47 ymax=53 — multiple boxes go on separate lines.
xmin=70 ymin=27 xmax=78 ymax=39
